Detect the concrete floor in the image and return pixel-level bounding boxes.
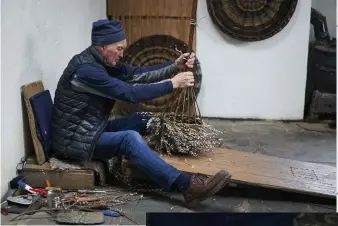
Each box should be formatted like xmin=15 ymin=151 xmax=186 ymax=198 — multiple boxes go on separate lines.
xmin=1 ymin=120 xmax=336 ymax=225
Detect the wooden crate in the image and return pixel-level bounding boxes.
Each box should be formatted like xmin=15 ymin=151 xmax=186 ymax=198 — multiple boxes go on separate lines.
xmin=19 ymin=160 xmax=95 ymax=189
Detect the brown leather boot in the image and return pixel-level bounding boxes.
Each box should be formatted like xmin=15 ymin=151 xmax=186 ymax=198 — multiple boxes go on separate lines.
xmin=182 ymin=170 xmax=231 ymax=208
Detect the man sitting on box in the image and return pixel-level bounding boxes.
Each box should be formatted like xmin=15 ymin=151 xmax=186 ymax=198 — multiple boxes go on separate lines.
xmin=50 ymin=19 xmax=231 ymax=208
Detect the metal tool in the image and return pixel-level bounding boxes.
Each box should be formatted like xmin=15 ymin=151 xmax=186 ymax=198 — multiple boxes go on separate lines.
xmin=77 ymin=190 xmax=107 ymax=194
xmin=7 ymin=196 xmax=32 ymax=206
xmin=99 ymin=210 xmax=120 ymax=217
xmin=47 ymin=190 xmax=61 ymax=209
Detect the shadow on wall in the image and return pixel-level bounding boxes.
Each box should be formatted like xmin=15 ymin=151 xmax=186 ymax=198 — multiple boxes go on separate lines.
xmin=0 ymin=91 xmax=33 ymax=202
xmin=20 ymin=36 xmax=41 ymax=158
xmin=21 ymin=88 xmax=34 ymax=158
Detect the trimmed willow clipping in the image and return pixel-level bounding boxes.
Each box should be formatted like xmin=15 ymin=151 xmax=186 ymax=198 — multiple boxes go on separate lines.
xmin=146 ymin=113 xmax=223 ymax=156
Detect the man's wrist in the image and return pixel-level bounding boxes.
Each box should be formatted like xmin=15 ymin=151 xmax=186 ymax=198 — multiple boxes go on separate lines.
xmin=170 ymin=79 xmax=177 ymax=89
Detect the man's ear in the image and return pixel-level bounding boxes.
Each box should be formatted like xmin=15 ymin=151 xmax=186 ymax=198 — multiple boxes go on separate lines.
xmin=94 ymin=45 xmax=104 ymax=52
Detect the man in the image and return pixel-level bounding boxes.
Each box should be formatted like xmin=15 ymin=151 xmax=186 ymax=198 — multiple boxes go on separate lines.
xmin=50 ymin=19 xmax=231 ymax=208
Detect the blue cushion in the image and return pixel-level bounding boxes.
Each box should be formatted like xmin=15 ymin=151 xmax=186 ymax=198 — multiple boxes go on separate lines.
xmin=29 ymin=90 xmax=53 ymax=159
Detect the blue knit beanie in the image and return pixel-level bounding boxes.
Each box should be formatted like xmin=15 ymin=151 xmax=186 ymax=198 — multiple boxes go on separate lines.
xmin=91 ymin=19 xmax=126 ymax=46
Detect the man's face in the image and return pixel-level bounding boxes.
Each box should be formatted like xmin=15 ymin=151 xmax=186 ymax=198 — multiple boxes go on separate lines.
xmin=100 ymin=39 xmax=127 ymax=66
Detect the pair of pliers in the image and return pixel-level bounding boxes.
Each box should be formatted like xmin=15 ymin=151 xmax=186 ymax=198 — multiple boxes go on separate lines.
xmin=30 ymin=188 xmax=47 ymax=197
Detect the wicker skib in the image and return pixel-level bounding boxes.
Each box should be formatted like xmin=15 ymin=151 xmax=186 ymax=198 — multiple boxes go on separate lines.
xmin=206 ymin=0 xmax=298 ymax=41
xmin=113 ymin=0 xmax=221 ymax=156
xmin=113 ymin=34 xmax=202 ymax=117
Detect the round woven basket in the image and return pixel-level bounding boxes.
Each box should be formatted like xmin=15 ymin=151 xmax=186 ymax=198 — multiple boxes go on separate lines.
xmin=112 ymin=34 xmax=202 ymax=117
xmin=207 ymin=0 xmax=298 ymax=41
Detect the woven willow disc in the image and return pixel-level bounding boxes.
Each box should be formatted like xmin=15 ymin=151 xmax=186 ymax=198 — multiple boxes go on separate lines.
xmin=207 ymin=0 xmax=298 ymax=41
xmin=113 ymin=35 xmax=202 ymax=117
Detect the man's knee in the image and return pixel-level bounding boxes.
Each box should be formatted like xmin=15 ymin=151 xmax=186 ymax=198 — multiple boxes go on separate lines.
xmin=122 ymin=130 xmax=143 ymax=142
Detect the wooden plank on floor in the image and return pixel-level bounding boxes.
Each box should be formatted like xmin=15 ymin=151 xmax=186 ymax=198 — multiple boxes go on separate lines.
xmin=160 ymin=148 xmax=336 ymax=198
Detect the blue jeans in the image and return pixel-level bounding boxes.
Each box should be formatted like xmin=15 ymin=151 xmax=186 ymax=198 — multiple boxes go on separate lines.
xmin=92 ymin=113 xmax=181 ymax=191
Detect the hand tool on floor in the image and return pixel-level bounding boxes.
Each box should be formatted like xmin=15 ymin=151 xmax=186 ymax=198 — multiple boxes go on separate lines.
xmin=17 ymin=179 xmax=47 ymax=196
xmin=99 ymin=210 xmax=120 ymax=217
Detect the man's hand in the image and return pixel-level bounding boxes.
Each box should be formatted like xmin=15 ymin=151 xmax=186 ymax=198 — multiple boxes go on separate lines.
xmin=170 ymin=72 xmax=194 ymax=89
xmin=175 ymin=52 xmax=196 ymax=69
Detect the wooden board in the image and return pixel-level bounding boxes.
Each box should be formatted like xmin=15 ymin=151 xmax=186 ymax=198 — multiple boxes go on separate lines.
xmin=21 ymin=80 xmax=46 ymax=165
xmin=160 ymin=148 xmax=336 ymax=198
xmin=118 ymin=17 xmax=196 ymax=51
xmin=107 ymin=0 xmax=194 ymax=18
xmin=107 ymin=0 xmax=196 ymax=51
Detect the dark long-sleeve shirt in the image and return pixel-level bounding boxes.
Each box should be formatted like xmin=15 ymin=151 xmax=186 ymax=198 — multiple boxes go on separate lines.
xmin=108 ymin=60 xmax=174 ymax=81
xmin=71 ymin=61 xmax=179 ymax=103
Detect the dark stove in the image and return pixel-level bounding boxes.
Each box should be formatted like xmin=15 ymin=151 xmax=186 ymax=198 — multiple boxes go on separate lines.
xmin=304 ymin=8 xmax=336 ymax=121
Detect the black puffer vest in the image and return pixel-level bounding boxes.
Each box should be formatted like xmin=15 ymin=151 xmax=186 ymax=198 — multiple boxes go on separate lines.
xmin=50 ymin=46 xmax=114 ymax=160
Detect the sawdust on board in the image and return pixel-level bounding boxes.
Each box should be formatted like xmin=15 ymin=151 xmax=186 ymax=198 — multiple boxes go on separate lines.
xmin=234 ymin=200 xmax=251 ymax=212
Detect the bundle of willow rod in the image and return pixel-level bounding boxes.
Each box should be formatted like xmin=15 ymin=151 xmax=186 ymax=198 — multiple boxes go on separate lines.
xmin=146 ymin=111 xmax=223 ymax=156
xmin=145 ymin=0 xmax=223 ymax=156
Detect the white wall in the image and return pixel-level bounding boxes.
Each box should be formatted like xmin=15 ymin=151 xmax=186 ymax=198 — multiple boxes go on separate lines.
xmin=1 ymin=0 xmax=106 ymax=200
xmin=311 ymin=0 xmax=336 ymax=41
xmin=196 ymin=0 xmax=312 ymax=120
